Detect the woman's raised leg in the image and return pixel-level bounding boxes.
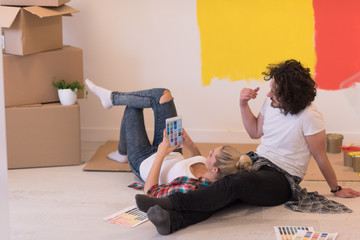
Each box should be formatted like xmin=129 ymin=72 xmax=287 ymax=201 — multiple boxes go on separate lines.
xmin=122 ymin=106 xmax=155 ymax=179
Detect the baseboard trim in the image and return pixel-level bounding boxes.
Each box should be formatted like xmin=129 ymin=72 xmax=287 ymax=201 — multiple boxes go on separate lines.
xmin=81 ymin=128 xmax=260 ymax=144
xmin=81 ymin=128 xmax=360 ymax=145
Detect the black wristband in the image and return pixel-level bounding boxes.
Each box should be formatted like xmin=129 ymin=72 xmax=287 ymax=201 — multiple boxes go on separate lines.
xmin=330 ymin=186 xmax=342 ymax=193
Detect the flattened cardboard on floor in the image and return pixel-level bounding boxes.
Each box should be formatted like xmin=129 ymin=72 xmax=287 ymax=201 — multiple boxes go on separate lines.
xmin=0 ymin=0 xmax=70 ymax=7
xmin=6 ymin=103 xmax=81 ymax=169
xmin=0 ymin=5 xmax=78 ymax=55
xmin=83 ymin=141 xmax=131 ymax=172
xmin=3 ymin=46 xmax=84 ymax=107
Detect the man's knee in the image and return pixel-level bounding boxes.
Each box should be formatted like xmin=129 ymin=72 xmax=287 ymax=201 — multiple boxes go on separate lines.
xmin=159 ymin=90 xmax=173 ymax=104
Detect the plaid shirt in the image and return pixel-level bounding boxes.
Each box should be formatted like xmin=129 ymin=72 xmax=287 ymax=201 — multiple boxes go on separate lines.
xmin=128 ymin=176 xmax=210 ymax=198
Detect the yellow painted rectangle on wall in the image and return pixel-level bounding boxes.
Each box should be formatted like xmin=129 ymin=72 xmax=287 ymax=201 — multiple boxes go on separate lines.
xmin=197 ymin=0 xmax=316 ymax=85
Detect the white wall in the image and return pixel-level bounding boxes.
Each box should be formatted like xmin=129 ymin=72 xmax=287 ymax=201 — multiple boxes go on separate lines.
xmin=63 ymin=0 xmax=360 ymax=145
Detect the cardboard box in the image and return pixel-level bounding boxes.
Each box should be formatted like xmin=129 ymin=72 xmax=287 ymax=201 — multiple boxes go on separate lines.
xmin=3 ymin=46 xmax=84 ymax=107
xmin=1 ymin=0 xmax=70 ymax=7
xmin=6 ymin=103 xmax=81 ymax=169
xmin=0 ymin=5 xmax=78 ymax=55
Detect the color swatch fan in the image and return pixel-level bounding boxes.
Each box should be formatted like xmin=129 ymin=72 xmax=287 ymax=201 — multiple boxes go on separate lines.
xmin=104 ymin=206 xmax=148 ymax=227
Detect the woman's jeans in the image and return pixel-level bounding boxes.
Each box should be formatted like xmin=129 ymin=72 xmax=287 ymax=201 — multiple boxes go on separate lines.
xmin=111 ymin=88 xmax=181 ymax=180
xmin=167 ymin=165 xmax=292 ymax=232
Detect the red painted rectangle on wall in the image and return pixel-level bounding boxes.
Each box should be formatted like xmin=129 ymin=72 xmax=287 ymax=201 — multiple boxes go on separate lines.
xmin=313 ymin=0 xmax=360 ymax=90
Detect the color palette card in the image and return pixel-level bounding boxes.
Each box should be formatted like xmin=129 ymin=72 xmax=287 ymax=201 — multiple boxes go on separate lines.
xmin=292 ymin=230 xmax=338 ymax=240
xmin=274 ymin=226 xmax=315 ymax=240
xmin=166 ymin=116 xmax=183 ymax=147
xmin=104 ymin=206 xmax=148 ymax=227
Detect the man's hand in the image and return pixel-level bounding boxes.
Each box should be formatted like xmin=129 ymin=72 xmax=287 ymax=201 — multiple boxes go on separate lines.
xmin=335 ymin=188 xmax=360 ymax=198
xmin=240 ymin=87 xmax=260 ymax=107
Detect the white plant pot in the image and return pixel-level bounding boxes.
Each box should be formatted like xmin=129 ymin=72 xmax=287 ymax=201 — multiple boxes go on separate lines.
xmin=58 ymin=89 xmax=78 ymax=105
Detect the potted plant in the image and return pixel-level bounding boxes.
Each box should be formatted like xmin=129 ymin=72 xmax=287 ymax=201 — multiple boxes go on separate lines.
xmin=52 ymin=79 xmax=87 ymax=105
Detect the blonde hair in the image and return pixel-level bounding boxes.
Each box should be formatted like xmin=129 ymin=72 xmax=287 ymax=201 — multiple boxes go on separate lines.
xmin=214 ymin=145 xmax=252 ymax=180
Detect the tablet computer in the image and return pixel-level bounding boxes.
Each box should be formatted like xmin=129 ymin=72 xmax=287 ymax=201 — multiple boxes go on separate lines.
xmin=166 ymin=116 xmax=183 ymax=148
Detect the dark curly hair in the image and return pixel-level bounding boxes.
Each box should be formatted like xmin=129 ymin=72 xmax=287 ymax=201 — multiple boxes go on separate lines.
xmin=262 ymin=59 xmax=317 ymax=115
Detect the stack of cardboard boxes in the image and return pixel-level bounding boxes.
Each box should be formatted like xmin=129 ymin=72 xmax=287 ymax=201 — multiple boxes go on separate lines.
xmin=1 ymin=0 xmax=84 ymax=169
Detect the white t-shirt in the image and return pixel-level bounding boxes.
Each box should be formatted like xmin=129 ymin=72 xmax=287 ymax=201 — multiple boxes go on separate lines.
xmin=256 ymin=98 xmax=325 ymax=179
xmin=139 ymin=152 xmax=206 ymax=185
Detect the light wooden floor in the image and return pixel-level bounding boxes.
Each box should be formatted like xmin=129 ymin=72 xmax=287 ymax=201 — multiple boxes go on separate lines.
xmin=6 ymin=141 xmax=360 ymax=240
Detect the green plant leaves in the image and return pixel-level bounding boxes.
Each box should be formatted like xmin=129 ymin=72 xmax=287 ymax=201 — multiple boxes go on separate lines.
xmin=52 ymin=79 xmax=86 ymax=96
